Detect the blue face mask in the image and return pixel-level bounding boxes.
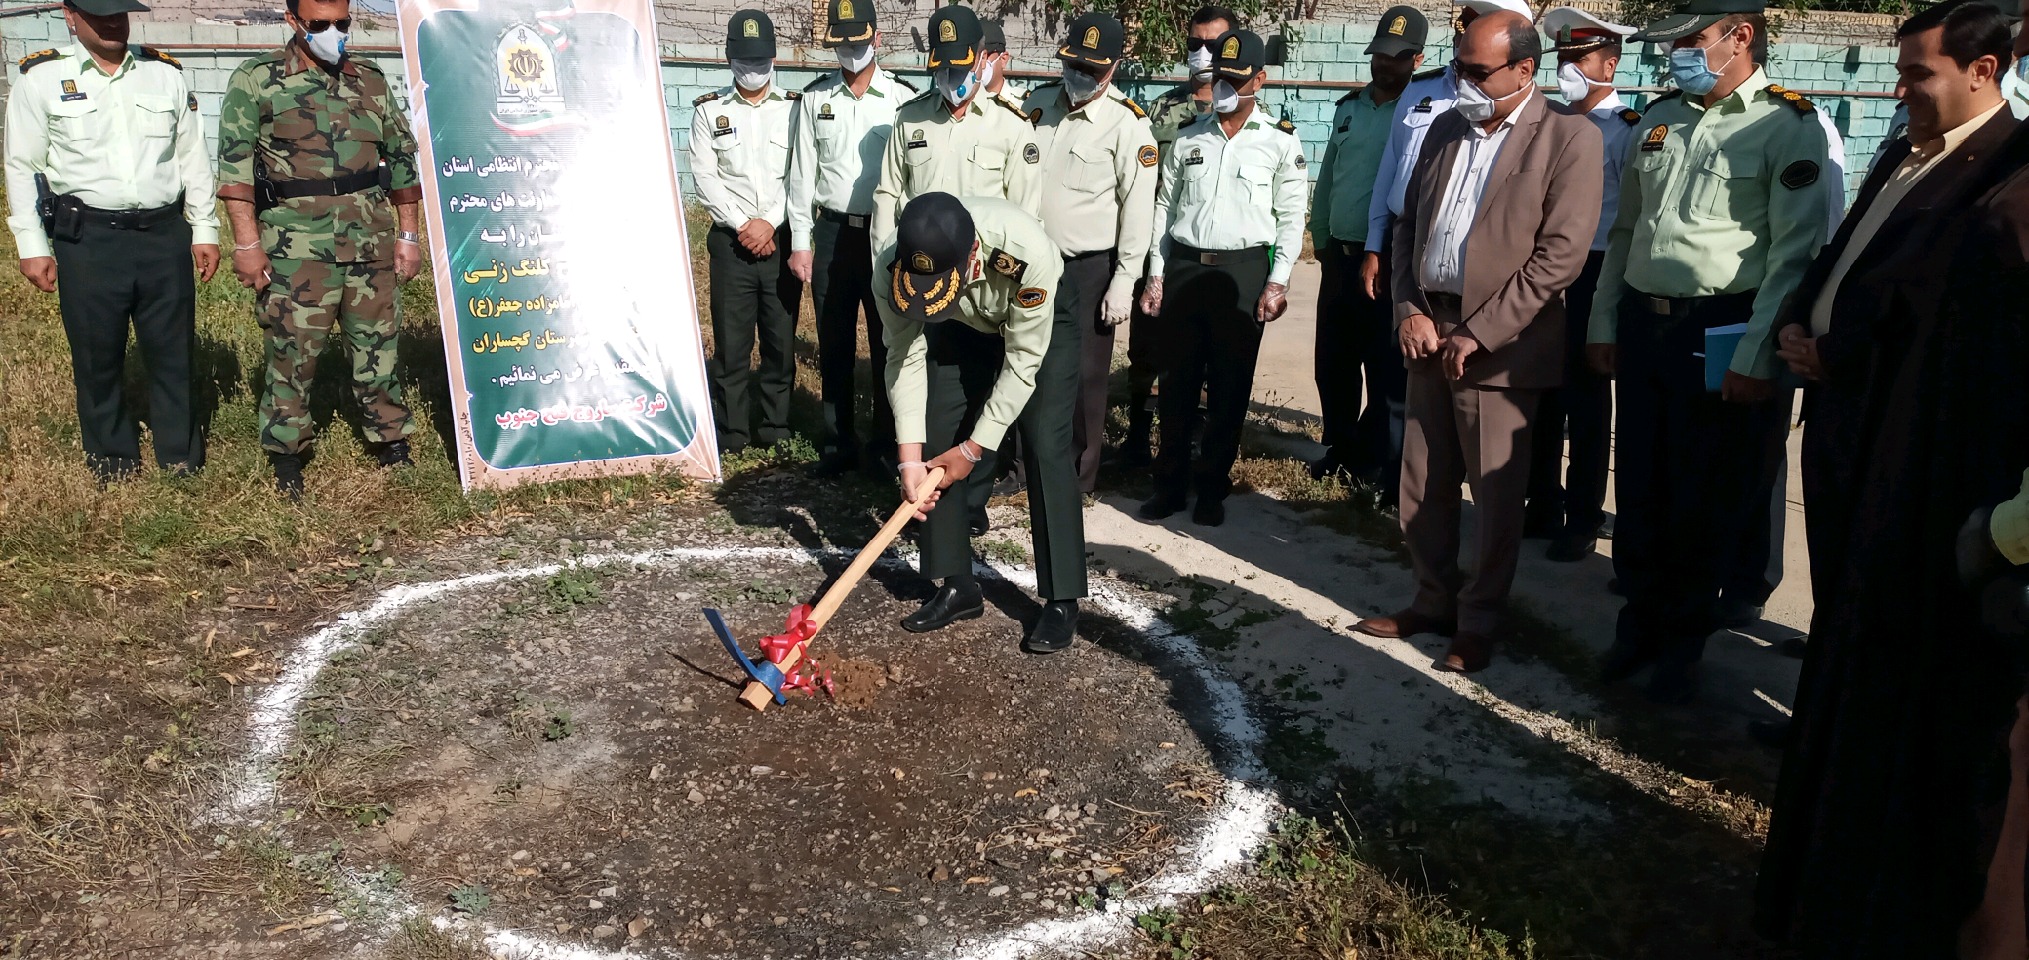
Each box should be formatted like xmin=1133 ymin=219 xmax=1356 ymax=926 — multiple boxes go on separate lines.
xmin=1668 ymin=34 xmax=1737 ymax=97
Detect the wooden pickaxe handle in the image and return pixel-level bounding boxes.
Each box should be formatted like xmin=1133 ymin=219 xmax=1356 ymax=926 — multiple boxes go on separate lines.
xmin=739 ymin=466 xmax=947 ymax=711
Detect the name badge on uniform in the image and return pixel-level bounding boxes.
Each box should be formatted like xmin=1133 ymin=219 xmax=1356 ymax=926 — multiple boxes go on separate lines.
xmin=818 ymin=103 xmax=835 ymax=121
xmin=1183 ymin=146 xmax=1204 ymax=166
xmin=59 ymin=79 xmax=85 ymax=102
xmin=1411 ymin=96 xmax=1432 ymax=114
xmin=712 ymin=114 xmax=735 ymax=138
xmin=906 ymin=131 xmax=928 ymax=150
xmin=1640 ymin=124 xmax=1667 ymax=152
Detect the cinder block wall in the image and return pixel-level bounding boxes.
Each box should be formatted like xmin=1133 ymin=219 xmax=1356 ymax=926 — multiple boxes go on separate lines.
xmin=0 ymin=5 xmax=1902 ymax=205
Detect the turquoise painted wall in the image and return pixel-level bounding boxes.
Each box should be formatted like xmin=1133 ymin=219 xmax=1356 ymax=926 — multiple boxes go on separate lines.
xmin=0 ymin=8 xmax=1902 ymax=204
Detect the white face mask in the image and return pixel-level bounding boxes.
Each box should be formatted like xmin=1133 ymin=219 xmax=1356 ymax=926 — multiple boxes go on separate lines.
xmin=1187 ymin=47 xmax=1214 ymax=79
xmin=731 ymin=57 xmax=774 ymax=92
xmin=835 ymin=41 xmax=874 ymax=73
xmin=302 ymin=25 xmax=348 ymax=65
xmin=936 ymin=66 xmax=977 ymax=106
xmin=1212 ymin=78 xmax=1252 ymax=115
xmin=979 ymin=58 xmax=999 ymax=87
xmin=1556 ymin=61 xmax=1608 ymax=102
xmin=1062 ymin=64 xmax=1105 ymax=104
xmin=1453 ymin=76 xmax=1526 ymax=122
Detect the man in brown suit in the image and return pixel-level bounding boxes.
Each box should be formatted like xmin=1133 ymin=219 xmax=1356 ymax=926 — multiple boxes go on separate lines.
xmin=1351 ymin=10 xmax=1602 ymax=673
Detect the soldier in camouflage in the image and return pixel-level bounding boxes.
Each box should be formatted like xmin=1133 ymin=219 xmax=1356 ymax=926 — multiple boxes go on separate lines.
xmin=216 ymin=0 xmax=424 ymax=498
xmin=1115 ymin=4 xmax=1233 ymax=467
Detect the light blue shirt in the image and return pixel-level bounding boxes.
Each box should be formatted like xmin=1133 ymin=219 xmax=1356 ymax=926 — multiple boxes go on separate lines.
xmin=1365 ymin=65 xmax=1458 ymax=248
xmin=1577 ymin=92 xmax=1639 ymax=251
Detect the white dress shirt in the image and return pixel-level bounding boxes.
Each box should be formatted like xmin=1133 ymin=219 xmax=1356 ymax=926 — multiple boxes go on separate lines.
xmin=785 ymin=67 xmax=913 ymax=251
xmin=1418 ymin=90 xmax=1528 ymax=296
xmin=1149 ymin=109 xmax=1309 ymax=286
xmin=687 ymin=83 xmax=796 ymax=230
xmin=1366 ymin=65 xmax=1458 ymax=248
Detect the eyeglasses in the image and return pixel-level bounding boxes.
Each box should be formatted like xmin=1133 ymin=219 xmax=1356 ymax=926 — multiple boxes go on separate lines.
xmin=1185 ymin=37 xmax=1217 ymax=52
xmin=1451 ymin=55 xmax=1526 ymax=84
xmin=298 ymin=17 xmax=352 ymax=32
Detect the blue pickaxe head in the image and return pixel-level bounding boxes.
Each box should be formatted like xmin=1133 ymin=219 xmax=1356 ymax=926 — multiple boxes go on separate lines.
xmin=703 ymin=607 xmax=788 ymax=705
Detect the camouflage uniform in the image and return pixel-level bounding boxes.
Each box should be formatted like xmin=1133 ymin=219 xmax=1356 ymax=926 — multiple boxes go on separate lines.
xmin=216 ymin=43 xmax=422 ymax=455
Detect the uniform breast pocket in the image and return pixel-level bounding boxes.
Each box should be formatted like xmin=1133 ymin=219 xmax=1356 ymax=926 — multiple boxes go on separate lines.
xmin=764 ymin=128 xmax=792 ymax=170
xmin=1687 ymin=152 xmax=1763 ymax=221
xmin=1066 ymin=143 xmax=1113 ymax=195
xmin=134 ymin=94 xmax=179 ymax=142
xmin=46 ymin=99 xmax=101 ymax=150
xmin=970 ymin=143 xmax=1008 ymax=183
xmin=1237 ymin=161 xmax=1275 ymax=206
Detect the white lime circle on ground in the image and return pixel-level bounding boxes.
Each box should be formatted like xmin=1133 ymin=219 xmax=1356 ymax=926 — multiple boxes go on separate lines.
xmin=218 ymin=545 xmax=1280 ymax=959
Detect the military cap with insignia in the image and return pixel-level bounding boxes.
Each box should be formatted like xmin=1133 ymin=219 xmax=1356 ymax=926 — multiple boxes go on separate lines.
xmin=889 ymin=192 xmax=975 ymax=324
xmin=1211 ymin=28 xmax=1268 ymax=82
xmin=63 ymin=0 xmax=149 ymax=14
xmin=1058 ymin=11 xmax=1125 ymax=68
xmin=927 ymin=5 xmax=982 ymax=68
xmin=726 ymin=9 xmax=776 ymax=59
xmin=1632 ymin=0 xmax=1765 ymax=44
xmin=821 ymin=0 xmax=874 ymax=47
xmin=1540 ymin=6 xmax=1635 ymax=52
xmin=1367 ymin=5 xmax=1428 ymax=56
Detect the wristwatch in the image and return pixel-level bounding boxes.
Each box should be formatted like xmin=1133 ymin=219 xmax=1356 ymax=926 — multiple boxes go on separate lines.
xmin=397 ymin=231 xmax=421 ymax=244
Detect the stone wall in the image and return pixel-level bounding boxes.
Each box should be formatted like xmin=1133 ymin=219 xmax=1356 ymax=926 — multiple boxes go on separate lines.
xmin=0 ymin=2 xmax=1902 ymax=204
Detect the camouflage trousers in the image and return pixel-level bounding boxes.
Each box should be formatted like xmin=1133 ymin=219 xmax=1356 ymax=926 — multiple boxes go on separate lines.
xmin=258 ymin=258 xmax=413 ymax=455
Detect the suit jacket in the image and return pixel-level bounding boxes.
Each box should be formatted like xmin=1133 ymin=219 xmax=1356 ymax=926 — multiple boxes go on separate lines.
xmin=1781 ymin=108 xmax=2021 ymax=385
xmin=1391 ymin=94 xmax=1603 ymax=390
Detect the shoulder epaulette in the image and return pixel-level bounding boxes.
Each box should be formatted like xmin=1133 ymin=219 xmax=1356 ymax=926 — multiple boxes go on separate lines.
xmin=694 ymin=91 xmax=720 ymax=106
xmin=895 ymin=75 xmax=919 ymax=92
xmin=351 ymin=55 xmax=384 ymax=75
xmin=803 ymin=74 xmax=832 ymax=92
xmin=1122 ymin=96 xmax=1145 ymax=119
xmin=784 ymin=91 xmax=801 ymax=100
xmin=1338 ymin=88 xmax=1360 ymax=104
xmin=1620 ymin=107 xmax=1641 ymax=125
xmin=993 ymin=93 xmax=1032 ymax=123
xmin=17 ymin=49 xmax=59 ymax=74
xmin=132 ymin=46 xmax=182 ymax=69
xmin=1643 ymin=89 xmax=1682 ymax=112
xmin=1413 ymin=66 xmax=1445 ymax=81
xmin=904 ymin=86 xmax=939 ymax=106
xmin=1275 ymin=118 xmax=1297 ymax=134
xmin=1765 ymin=83 xmax=1815 ymax=114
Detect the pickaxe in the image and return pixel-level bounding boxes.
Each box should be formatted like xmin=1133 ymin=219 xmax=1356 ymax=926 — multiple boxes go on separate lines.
xmin=707 ymin=467 xmax=946 ymax=712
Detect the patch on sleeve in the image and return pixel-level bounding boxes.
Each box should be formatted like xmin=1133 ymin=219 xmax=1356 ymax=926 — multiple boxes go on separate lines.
xmin=1016 ymin=287 xmax=1047 ymax=308
xmin=1780 ymin=159 xmax=1819 ymax=190
xmin=991 ymin=249 xmax=1028 ymax=281
xmin=189 ymin=93 xmax=199 ymax=111
xmin=1023 ymin=142 xmax=1040 ymax=164
xmin=1138 ymin=144 xmax=1157 ymax=168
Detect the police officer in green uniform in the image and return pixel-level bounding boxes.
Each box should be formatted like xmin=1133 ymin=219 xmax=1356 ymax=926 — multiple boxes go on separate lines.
xmin=1119 ymin=4 xmax=1237 ymax=466
xmin=787 ymin=0 xmax=915 ymax=478
xmin=3 ymin=0 xmax=220 ymax=481
xmin=687 ymin=10 xmax=801 ymax=455
xmin=218 ymin=0 xmax=425 ymax=498
xmin=1139 ymin=30 xmax=1308 ymax=527
xmin=1588 ymin=0 xmax=1830 ymax=702
xmin=880 ymin=192 xmax=1086 ymax=654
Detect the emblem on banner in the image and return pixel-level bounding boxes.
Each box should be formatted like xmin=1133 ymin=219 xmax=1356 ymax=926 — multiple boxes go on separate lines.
xmin=494 ymin=22 xmax=570 ymax=134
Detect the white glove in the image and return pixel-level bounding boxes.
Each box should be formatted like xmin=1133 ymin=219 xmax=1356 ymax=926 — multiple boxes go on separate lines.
xmin=1100 ymin=276 xmax=1133 ymax=330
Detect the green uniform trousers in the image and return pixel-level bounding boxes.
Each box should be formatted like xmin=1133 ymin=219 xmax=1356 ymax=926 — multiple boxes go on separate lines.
xmin=258 ymin=257 xmax=411 ymax=456
xmin=705 ymin=223 xmax=801 ymax=453
xmin=919 ymin=311 xmax=1088 ymax=601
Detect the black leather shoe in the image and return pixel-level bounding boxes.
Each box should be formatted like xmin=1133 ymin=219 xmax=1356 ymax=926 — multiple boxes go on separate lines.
xmin=1545 ymin=531 xmax=1597 ymax=563
xmin=1192 ymin=498 xmax=1226 ymax=526
xmin=1138 ymin=492 xmax=1186 ymax=521
xmin=271 ymin=452 xmax=307 ymax=502
xmin=1748 ymin=718 xmax=1791 ymax=750
xmin=1308 ymin=454 xmax=1348 ymax=483
xmin=969 ymin=507 xmax=990 ymax=537
xmin=376 ymin=440 xmax=414 ymax=469
xmin=1522 ymin=510 xmax=1561 ymax=540
xmin=1022 ymin=600 xmax=1078 ymax=654
xmin=1599 ymin=639 xmax=1656 ymax=683
xmin=1716 ymin=597 xmax=1765 ymax=629
xmin=902 ymin=583 xmax=984 ymax=633
xmin=810 ymin=448 xmax=858 ymax=478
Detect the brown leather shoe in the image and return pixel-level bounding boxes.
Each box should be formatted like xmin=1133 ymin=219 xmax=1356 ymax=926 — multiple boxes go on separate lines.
xmin=1351 ymin=609 xmax=1455 ymax=639
xmin=1440 ymin=632 xmax=1494 ymax=673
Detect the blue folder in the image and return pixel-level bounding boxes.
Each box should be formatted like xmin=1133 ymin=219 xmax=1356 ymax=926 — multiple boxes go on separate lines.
xmin=1701 ymin=323 xmax=1749 ymax=392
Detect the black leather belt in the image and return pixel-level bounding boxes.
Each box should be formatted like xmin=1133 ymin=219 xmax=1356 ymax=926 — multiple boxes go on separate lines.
xmin=1328 ymin=239 xmax=1366 ymax=258
xmin=819 ymin=208 xmax=869 ymax=229
xmin=1426 ymin=291 xmax=1462 ymax=312
xmin=1633 ymin=289 xmax=1757 ymax=318
xmin=1063 ymin=248 xmax=1112 ymax=263
xmin=80 ymin=199 xmax=182 ymax=230
xmin=1172 ymin=243 xmax=1269 ymax=267
xmin=269 ymin=168 xmax=380 ymax=201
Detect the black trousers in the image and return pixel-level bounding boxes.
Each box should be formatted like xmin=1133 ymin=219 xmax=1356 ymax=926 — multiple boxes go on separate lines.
xmin=1154 ymin=249 xmax=1269 ymax=504
xmin=1062 ymin=249 xmax=1115 ymax=493
xmin=1724 ymin=398 xmax=1793 ymax=606
xmin=918 ymin=316 xmax=1087 ymax=601
xmin=52 ymin=213 xmax=201 ymax=475
xmin=1525 ymin=250 xmax=1613 ymax=536
xmin=706 ymin=223 xmax=801 ymax=452
xmin=812 ymin=212 xmax=891 ymax=455
xmin=1611 ymin=291 xmax=1790 ymax=660
xmin=1314 ymin=238 xmax=1404 ymax=493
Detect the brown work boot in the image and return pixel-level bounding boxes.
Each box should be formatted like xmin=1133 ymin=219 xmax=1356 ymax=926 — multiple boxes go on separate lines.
xmin=1439 ymin=631 xmax=1495 ymax=673
xmin=1350 ymin=609 xmax=1454 ymax=639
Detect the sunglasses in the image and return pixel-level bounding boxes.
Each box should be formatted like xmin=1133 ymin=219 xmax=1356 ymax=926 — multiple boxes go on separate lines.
xmin=1451 ymin=55 xmax=1526 ymax=85
xmin=298 ymin=17 xmax=352 ymax=32
xmin=1185 ymin=37 xmax=1217 ymax=52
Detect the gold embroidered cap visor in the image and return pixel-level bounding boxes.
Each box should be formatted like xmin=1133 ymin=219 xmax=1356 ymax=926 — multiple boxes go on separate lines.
xmin=889 ymin=192 xmax=975 ymax=324
xmin=1057 ymin=12 xmax=1125 ymax=67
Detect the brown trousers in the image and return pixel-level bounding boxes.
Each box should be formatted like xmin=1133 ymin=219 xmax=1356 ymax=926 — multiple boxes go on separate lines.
xmin=1400 ymin=366 xmax=1541 ymax=636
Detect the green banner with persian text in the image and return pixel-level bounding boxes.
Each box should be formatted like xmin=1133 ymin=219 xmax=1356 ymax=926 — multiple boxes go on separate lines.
xmin=398 ymin=0 xmax=718 ymax=489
